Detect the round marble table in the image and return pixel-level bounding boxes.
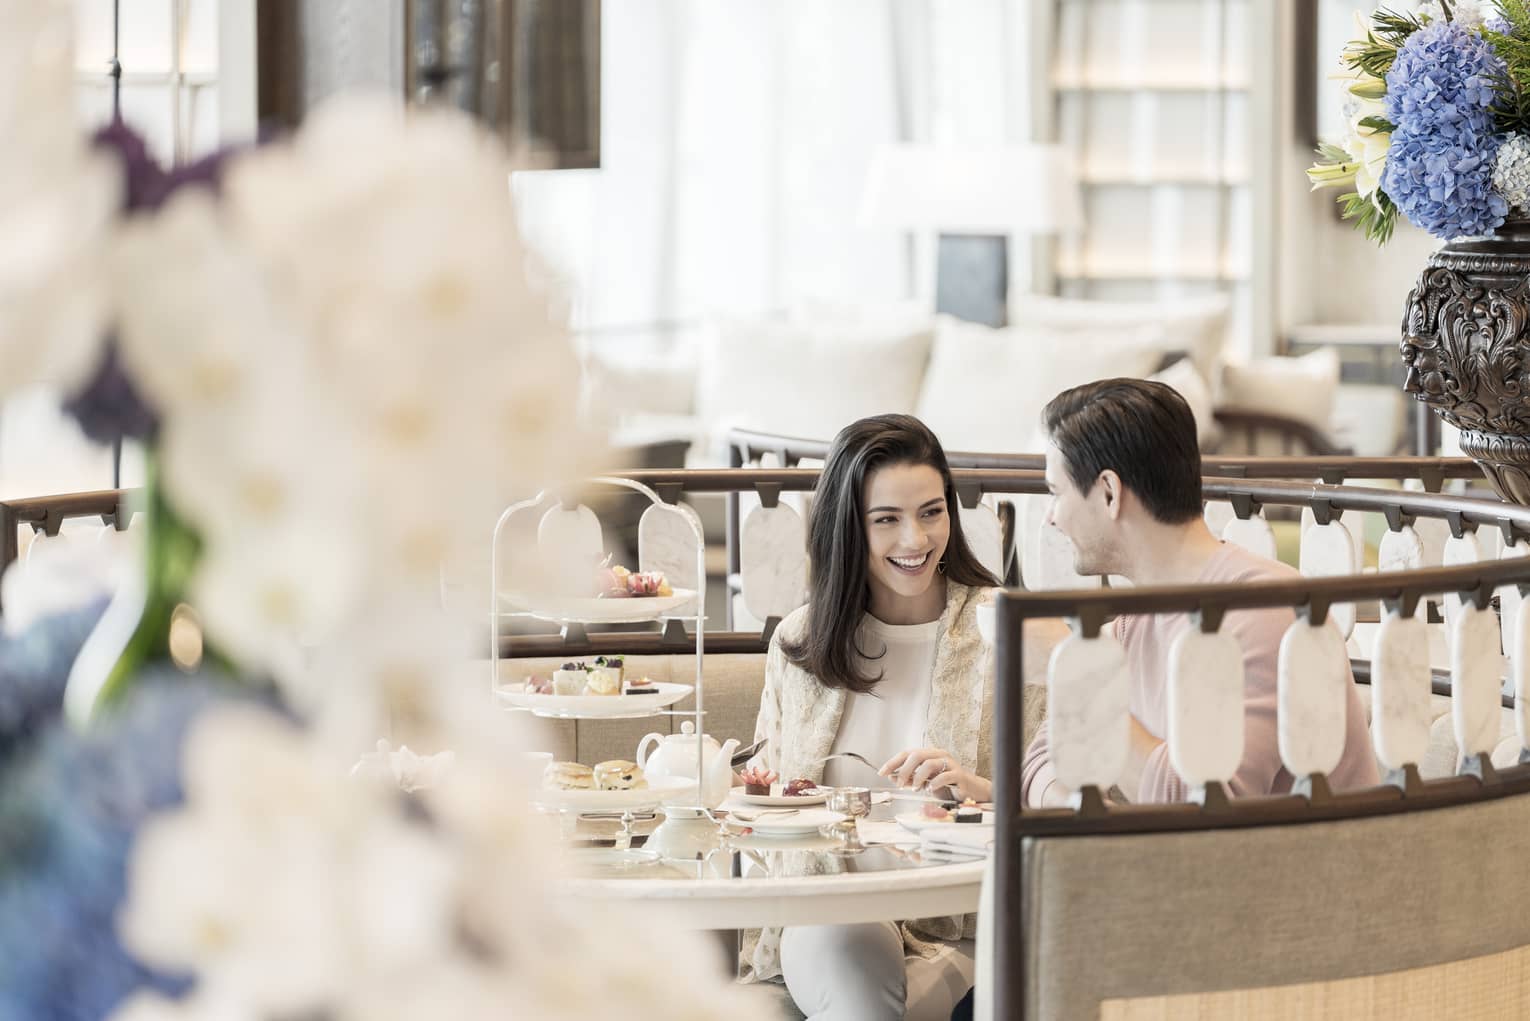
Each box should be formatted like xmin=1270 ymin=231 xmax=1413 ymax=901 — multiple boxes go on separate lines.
xmin=555 ymin=807 xmax=988 ymax=930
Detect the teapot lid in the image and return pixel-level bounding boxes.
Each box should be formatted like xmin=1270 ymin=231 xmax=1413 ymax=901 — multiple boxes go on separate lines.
xmin=680 ymin=720 xmax=696 ymax=735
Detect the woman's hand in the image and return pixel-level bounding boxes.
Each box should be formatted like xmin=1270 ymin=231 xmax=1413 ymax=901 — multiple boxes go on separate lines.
xmin=879 ymin=748 xmax=992 ymax=802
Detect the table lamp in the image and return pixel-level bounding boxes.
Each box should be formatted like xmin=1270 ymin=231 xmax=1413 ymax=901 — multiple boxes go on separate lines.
xmin=858 ymin=143 xmax=1083 ymax=327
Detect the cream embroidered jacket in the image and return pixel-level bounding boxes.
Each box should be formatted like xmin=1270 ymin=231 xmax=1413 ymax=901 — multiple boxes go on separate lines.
xmin=739 ymin=581 xmax=996 ymax=983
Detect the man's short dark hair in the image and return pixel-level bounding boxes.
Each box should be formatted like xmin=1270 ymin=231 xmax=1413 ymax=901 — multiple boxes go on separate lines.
xmin=1043 ymin=378 xmax=1203 ymax=524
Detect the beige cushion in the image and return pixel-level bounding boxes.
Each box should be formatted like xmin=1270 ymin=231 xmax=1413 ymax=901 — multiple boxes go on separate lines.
xmin=694 ymin=308 xmax=933 ymax=450
xmin=1013 ymin=292 xmax=1230 ymax=382
xmin=914 ymin=316 xmax=1169 ymax=453
xmin=1217 ymin=347 xmax=1341 ymax=439
xmin=1149 ymin=357 xmax=1218 ymax=450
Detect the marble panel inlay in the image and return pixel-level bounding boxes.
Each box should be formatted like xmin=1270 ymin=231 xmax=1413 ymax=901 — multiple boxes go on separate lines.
xmin=1500 ymin=541 xmax=1530 ymax=689
xmin=536 ymin=503 xmax=603 ymax=595
xmin=1277 ymin=621 xmax=1350 ymax=778
xmin=1019 ymin=494 xmax=1048 ymax=591
xmin=1019 ymin=493 xmax=1100 ymax=591
xmin=1047 ymin=630 xmax=1129 ymax=792
xmin=1166 ymin=629 xmax=1245 ymax=787
xmin=1203 ymin=500 xmax=1235 ymax=539
xmin=1377 ymin=525 xmax=1425 ymax=574
xmin=1221 ymin=514 xmax=1277 ymax=561
xmin=741 ymin=504 xmax=808 ymax=623
xmin=1452 ymin=602 xmax=1504 ymax=760
xmin=1300 ymin=504 xmax=1365 ymax=572
xmin=639 ymin=502 xmax=705 ymax=617
xmin=1369 ymin=610 xmax=1432 ymax=771
xmin=1416 ymin=515 xmax=1448 ymax=568
xmin=959 ymin=502 xmax=1003 ymax=584
xmin=1515 ymin=597 xmax=1530 ymax=754
xmin=1442 ymin=531 xmax=1491 ymax=638
xmin=1298 ymin=521 xmax=1357 ymax=639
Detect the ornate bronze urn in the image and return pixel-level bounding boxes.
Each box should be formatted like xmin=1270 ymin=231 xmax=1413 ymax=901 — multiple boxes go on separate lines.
xmin=1402 ymin=218 xmax=1530 ymax=504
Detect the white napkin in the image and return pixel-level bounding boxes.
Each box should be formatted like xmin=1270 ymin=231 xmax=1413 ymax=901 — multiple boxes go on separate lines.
xmin=857 ymin=820 xmax=918 ymax=846
xmin=919 ymin=822 xmax=994 ymax=857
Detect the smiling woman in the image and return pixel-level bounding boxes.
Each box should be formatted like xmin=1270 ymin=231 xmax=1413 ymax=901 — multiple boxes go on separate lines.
xmin=737 ymin=414 xmax=1001 ymax=1020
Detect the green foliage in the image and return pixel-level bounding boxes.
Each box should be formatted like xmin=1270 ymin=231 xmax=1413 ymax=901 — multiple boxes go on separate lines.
xmin=1342 ymin=6 xmax=1432 ymax=79
xmin=1358 ymin=114 xmax=1397 ymax=132
xmin=1488 ymin=66 xmax=1530 ymax=133
xmin=1339 ymin=188 xmax=1400 ymax=245
xmin=1486 ymin=0 xmax=1530 ymax=97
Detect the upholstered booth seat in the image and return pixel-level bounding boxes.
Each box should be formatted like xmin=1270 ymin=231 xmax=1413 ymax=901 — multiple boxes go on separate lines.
xmin=1016 ymin=792 xmax=1530 ymax=1019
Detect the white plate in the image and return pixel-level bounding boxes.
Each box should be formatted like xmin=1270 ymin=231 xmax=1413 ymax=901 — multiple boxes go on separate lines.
xmin=896 ymin=810 xmax=994 ymax=833
xmin=496 ymin=681 xmax=692 ymax=719
xmin=733 ymin=789 xmax=829 ymax=807
xmin=498 ymin=589 xmax=697 ymax=622
xmin=731 ymin=807 xmax=840 ymax=836
xmin=533 ymin=775 xmax=696 ymax=813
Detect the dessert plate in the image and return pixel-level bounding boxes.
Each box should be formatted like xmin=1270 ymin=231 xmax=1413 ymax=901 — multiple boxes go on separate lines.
xmin=730 ymin=808 xmax=839 ymax=836
xmin=733 ymin=790 xmax=829 ymax=807
xmin=533 ymin=775 xmax=695 ymax=813
xmin=896 ymin=810 xmax=994 ymax=833
xmin=498 ymin=589 xmax=696 ymax=622
xmin=496 ymin=682 xmax=692 ymax=718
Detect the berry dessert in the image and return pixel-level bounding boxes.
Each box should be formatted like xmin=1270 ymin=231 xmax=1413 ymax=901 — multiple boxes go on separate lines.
xmin=594 ymin=556 xmax=674 ymax=599
xmin=523 ymin=675 xmax=553 ymax=695
xmin=739 ymin=766 xmax=778 ymax=797
xmin=593 ymin=655 xmax=624 ymax=683
xmin=782 ymin=778 xmax=817 ymax=797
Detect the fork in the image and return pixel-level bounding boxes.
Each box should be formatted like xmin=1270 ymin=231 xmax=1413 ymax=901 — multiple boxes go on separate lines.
xmin=816 ymin=751 xmax=881 ymax=773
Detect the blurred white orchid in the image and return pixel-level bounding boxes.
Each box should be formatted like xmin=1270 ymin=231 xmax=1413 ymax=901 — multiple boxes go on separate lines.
xmin=105 ymin=94 xmax=601 ymax=682
xmin=117 ymin=704 xmax=780 ymax=1021
xmin=0 ymin=0 xmax=118 ymax=396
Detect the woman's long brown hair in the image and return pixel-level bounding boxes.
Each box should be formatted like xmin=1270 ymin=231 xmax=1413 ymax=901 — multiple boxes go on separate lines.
xmin=780 ymin=414 xmax=997 ymax=692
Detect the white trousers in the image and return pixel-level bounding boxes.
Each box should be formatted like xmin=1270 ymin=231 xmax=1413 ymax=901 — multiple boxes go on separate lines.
xmin=780 ymin=923 xmax=975 ymax=1021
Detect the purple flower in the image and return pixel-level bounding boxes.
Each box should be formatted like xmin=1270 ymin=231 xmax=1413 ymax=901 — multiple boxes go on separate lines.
xmin=64 ymin=122 xmax=253 ymax=444
xmin=1382 ymin=19 xmax=1509 ymax=238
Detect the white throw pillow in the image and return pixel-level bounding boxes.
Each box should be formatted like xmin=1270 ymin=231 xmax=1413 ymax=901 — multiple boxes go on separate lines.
xmin=1149 ymin=357 xmax=1219 ymax=450
xmin=914 ymin=316 xmax=1170 ymax=454
xmin=1216 ymin=347 xmax=1341 ymax=440
xmin=1013 ymin=292 xmax=1231 ymax=383
xmin=694 ymin=313 xmax=934 ymax=447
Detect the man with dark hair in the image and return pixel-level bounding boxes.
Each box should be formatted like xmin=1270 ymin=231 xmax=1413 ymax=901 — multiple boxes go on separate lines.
xmin=1022 ymin=378 xmax=1378 ymax=806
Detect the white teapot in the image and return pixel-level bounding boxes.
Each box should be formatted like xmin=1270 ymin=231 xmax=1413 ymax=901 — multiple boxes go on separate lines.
xmin=636 ymin=721 xmax=740 ymax=809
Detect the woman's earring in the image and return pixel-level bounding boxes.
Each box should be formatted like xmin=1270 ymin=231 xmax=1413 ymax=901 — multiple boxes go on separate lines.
xmin=937 ymin=560 xmax=947 ymax=574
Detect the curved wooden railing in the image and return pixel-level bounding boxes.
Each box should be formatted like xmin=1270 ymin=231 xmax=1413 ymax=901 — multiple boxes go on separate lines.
xmin=0 ymin=489 xmax=137 ymax=613
xmin=15 ymin=464 xmax=1530 ymax=1015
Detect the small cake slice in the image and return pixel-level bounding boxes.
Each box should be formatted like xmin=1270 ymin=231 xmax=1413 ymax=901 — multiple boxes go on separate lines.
xmin=739 ymin=766 xmax=778 ymax=796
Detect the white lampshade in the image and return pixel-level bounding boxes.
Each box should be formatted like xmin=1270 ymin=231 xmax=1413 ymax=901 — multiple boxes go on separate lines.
xmin=858 ymin=143 xmax=1084 ymax=234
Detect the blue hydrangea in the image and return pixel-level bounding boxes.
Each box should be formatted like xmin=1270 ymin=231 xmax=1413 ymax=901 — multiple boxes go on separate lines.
xmin=0 ymin=600 xmax=107 ymax=768
xmin=1382 ymin=18 xmax=1510 ymax=238
xmin=0 ymin=673 xmax=239 ymax=1020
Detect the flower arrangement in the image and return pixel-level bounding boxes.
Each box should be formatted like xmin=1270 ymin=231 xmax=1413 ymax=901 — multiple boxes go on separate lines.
xmin=0 ymin=3 xmax=770 ymax=1018
xmin=1306 ymin=0 xmax=1530 ymax=243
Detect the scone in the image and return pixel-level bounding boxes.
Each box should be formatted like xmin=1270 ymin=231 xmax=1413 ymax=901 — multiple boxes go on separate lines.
xmin=593 ymin=759 xmax=647 ymax=790
xmin=543 ymin=761 xmax=594 ymax=790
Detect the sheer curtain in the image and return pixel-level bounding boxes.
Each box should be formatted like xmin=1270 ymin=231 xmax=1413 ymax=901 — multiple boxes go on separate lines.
xmin=512 ymin=0 xmax=1034 ymax=348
